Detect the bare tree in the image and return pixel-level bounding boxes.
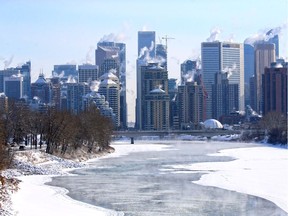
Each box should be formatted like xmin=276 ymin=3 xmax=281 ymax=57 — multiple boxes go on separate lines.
xmin=260 ymin=111 xmax=287 ymax=144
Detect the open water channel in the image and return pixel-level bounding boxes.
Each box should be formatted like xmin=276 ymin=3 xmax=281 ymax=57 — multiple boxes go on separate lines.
xmin=48 ymin=140 xmax=288 ymax=215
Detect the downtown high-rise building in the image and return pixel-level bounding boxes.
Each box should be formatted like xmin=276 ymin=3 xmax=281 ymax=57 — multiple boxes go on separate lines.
xmin=95 ymin=41 xmax=127 ymax=128
xmin=244 ymin=44 xmax=255 ymax=106
xmin=212 ymin=72 xmax=239 ymax=120
xmin=201 ymin=41 xmax=244 ymax=120
xmin=0 ymin=61 xmax=31 ymax=99
xmin=262 ymin=62 xmax=287 ymax=116
xmin=66 ymin=82 xmax=89 ymax=115
xmin=253 ymin=43 xmax=276 ymax=113
xmin=136 ymin=31 xmax=156 ymax=129
xmin=78 ymin=64 xmax=98 ymax=83
xmin=138 ymin=31 xmax=156 ymax=60
xmin=139 ymin=63 xmax=170 ymax=130
xmin=53 ymin=64 xmax=77 ymax=83
xmin=4 ymin=75 xmax=23 ymax=100
xmin=98 ymin=72 xmax=120 ymax=128
xmin=180 ymin=60 xmax=197 ymax=85
xmin=156 ymin=44 xmax=167 ymax=70
xmin=266 ymin=29 xmax=279 ymax=58
xmin=177 ymin=81 xmax=204 ymax=129
xmin=31 ymin=73 xmax=51 ymax=104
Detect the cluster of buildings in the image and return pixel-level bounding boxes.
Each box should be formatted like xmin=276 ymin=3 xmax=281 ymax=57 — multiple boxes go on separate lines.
xmin=0 ymin=30 xmax=287 ymax=130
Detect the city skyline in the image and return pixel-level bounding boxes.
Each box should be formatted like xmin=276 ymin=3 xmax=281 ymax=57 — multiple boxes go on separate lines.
xmin=1 ymin=0 xmax=288 ymax=122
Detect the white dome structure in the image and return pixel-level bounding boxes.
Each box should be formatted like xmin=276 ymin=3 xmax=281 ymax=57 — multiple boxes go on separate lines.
xmin=203 ymin=119 xmax=223 ymax=129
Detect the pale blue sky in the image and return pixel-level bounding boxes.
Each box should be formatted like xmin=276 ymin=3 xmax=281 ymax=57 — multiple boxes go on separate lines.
xmin=1 ymin=0 xmax=287 ymax=122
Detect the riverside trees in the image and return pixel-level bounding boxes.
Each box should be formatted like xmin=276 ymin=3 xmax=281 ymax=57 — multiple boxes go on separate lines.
xmin=0 ymin=101 xmax=114 ymax=157
xmin=260 ymin=111 xmax=287 ymax=145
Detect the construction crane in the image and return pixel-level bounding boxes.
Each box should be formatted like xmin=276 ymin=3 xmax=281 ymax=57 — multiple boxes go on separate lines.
xmin=162 ymin=35 xmax=175 ymax=53
xmin=161 ymin=35 xmax=175 ymax=70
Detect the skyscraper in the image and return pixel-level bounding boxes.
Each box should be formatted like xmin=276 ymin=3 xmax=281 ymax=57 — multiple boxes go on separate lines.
xmin=0 ymin=61 xmax=31 ymax=98
xmin=254 ymin=43 xmax=275 ymax=113
xmin=98 ymin=72 xmax=120 ymax=128
xmin=95 ymin=41 xmax=127 ymax=128
xmin=20 ymin=61 xmax=31 ymax=99
xmin=201 ymin=41 xmax=244 ymax=119
xmin=180 ymin=60 xmax=197 ymax=85
xmin=156 ymin=44 xmax=167 ymax=70
xmin=140 ymin=63 xmax=170 ymax=130
xmin=78 ymin=64 xmax=98 ymax=83
xmin=212 ymin=72 xmax=239 ymax=120
xmin=138 ymin=31 xmax=156 ymax=60
xmin=244 ymin=44 xmax=254 ymax=106
xmin=31 ymin=73 xmax=51 ymax=104
xmin=266 ymin=29 xmax=279 ymax=58
xmin=4 ymin=75 xmax=23 ymax=100
xmin=177 ymin=81 xmax=204 ymax=129
xmin=136 ymin=31 xmax=156 ymax=129
xmin=66 ymin=82 xmax=89 ymax=114
xmin=53 ymin=64 xmax=77 ymax=77
xmin=262 ymin=63 xmax=287 ymax=115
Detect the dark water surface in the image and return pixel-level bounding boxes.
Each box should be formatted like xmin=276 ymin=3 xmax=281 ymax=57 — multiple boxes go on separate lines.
xmin=49 ymin=140 xmax=288 ymax=216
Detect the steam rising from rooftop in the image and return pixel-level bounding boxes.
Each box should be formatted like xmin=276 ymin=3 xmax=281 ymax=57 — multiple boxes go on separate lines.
xmin=244 ymin=23 xmax=287 ymax=45
xmin=222 ymin=63 xmax=237 ymax=78
xmin=90 ymin=80 xmax=100 ymax=92
xmin=183 ymin=70 xmax=196 ymax=83
xmin=85 ymin=46 xmax=95 ymax=64
xmin=3 ymin=55 xmax=14 ymax=69
xmin=66 ymin=75 xmax=77 ymax=83
xmin=99 ymin=32 xmax=127 ymax=43
xmin=206 ymin=28 xmax=221 ymax=42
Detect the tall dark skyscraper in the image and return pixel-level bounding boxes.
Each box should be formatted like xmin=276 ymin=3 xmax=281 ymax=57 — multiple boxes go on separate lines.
xmin=262 ymin=62 xmax=287 ymax=115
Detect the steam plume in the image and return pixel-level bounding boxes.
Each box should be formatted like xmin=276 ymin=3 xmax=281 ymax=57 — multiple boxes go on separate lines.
xmin=222 ymin=63 xmax=237 ymax=78
xmin=90 ymin=80 xmax=100 ymax=92
xmin=3 ymin=55 xmax=14 ymax=69
xmin=183 ymin=70 xmax=196 ymax=82
xmin=206 ymin=28 xmax=221 ymax=42
xmin=244 ymin=23 xmax=287 ymax=45
xmin=66 ymin=75 xmax=77 ymax=83
xmin=99 ymin=32 xmax=127 ymax=43
xmin=86 ymin=46 xmax=95 ymax=64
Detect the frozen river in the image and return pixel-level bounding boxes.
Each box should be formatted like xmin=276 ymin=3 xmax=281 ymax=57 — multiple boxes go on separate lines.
xmin=49 ymin=140 xmax=288 ymax=215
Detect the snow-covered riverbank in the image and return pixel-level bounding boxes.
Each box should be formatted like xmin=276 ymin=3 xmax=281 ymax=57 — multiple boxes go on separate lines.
xmin=169 ymin=144 xmax=288 ymax=213
xmin=2 ymin=141 xmax=288 ymax=215
xmin=2 ymin=143 xmax=168 ymax=216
